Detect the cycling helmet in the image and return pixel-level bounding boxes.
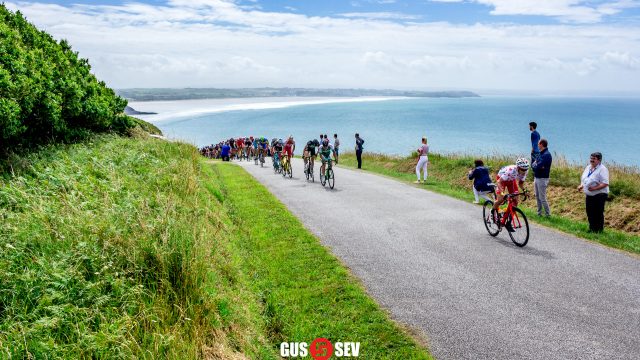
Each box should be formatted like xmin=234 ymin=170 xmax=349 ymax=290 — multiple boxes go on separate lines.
xmin=278 ymin=138 xmax=283 ymax=144
xmin=516 ymin=157 xmax=530 ymax=170
xmin=322 ymin=139 xmax=329 ymax=146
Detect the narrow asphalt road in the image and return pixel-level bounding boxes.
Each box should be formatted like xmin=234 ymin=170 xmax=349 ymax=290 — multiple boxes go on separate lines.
xmin=237 ymin=158 xmax=640 ymax=360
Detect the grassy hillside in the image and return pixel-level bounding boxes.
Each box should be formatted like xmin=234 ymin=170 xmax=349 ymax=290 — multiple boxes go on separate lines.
xmin=338 ymin=152 xmax=640 ymax=254
xmin=1 ymin=136 xmax=431 ymax=359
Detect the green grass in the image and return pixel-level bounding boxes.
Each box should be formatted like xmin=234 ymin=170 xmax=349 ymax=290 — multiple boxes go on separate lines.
xmin=337 ymin=152 xmax=640 ymax=255
xmin=210 ymin=162 xmax=432 ymax=359
xmin=0 ymin=136 xmax=275 ymax=358
xmin=1 ymin=136 xmax=432 ymax=358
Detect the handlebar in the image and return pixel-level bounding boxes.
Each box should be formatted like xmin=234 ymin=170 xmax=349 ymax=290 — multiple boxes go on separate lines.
xmin=506 ymin=190 xmax=529 ymax=201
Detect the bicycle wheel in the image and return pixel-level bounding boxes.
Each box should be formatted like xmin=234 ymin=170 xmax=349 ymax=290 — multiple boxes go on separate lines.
xmin=320 ymin=168 xmax=326 ymax=186
xmin=260 ymin=154 xmax=264 ymax=167
xmin=483 ymin=201 xmax=500 ymax=237
xmin=305 ymin=162 xmax=310 ymax=180
xmin=328 ymin=168 xmax=334 ymax=189
xmin=507 ymin=207 xmax=529 ymax=247
xmin=282 ymin=163 xmax=287 ymax=177
xmin=310 ymin=165 xmax=314 ymax=182
xmin=287 ymin=162 xmax=292 ymax=178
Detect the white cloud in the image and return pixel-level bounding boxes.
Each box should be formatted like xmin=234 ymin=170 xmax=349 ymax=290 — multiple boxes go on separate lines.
xmin=338 ymin=12 xmax=421 ymax=20
xmin=430 ymin=0 xmax=640 ymax=23
xmin=4 ymin=0 xmax=640 ymax=92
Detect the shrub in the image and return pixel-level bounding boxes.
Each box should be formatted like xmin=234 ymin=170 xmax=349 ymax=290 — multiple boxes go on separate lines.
xmin=0 ymin=5 xmax=131 ymax=155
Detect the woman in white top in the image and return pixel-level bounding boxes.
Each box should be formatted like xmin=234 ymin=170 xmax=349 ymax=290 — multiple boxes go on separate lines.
xmin=415 ymin=137 xmax=429 ymax=184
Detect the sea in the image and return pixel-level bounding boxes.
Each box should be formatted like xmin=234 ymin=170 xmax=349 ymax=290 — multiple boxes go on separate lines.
xmin=130 ymin=96 xmax=640 ymax=167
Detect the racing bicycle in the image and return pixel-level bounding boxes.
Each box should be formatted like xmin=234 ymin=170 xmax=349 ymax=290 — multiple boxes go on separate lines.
xmin=320 ymin=158 xmax=335 ymax=189
xmin=482 ymin=186 xmax=530 ymax=247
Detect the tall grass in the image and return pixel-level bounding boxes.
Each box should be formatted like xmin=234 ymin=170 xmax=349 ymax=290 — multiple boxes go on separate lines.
xmin=0 ymin=136 xmax=272 ymax=358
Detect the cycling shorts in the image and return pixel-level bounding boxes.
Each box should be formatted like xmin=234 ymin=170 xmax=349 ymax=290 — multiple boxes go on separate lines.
xmin=496 ymin=176 xmax=518 ymax=196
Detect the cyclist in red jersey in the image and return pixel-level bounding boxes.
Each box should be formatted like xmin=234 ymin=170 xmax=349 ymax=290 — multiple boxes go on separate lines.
xmin=283 ymin=135 xmax=295 ymax=161
xmin=493 ymin=157 xmax=530 ymax=212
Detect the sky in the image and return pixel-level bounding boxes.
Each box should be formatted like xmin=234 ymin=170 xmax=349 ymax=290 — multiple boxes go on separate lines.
xmin=5 ymin=0 xmax=640 ymax=93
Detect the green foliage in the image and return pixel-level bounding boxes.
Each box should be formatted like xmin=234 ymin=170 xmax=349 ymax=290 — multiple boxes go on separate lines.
xmin=0 ymin=6 xmax=131 ymax=154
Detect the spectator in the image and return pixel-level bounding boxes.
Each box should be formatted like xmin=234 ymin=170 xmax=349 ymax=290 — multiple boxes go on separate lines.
xmin=529 ymin=121 xmax=541 ymax=164
xmin=334 ymin=134 xmax=340 ymax=164
xmin=415 ymin=137 xmax=429 ymax=184
xmin=468 ymin=159 xmax=493 ymax=204
xmin=355 ymin=133 xmax=365 ymax=169
xmin=578 ymin=152 xmax=609 ymax=233
xmin=532 ymin=138 xmax=553 ymax=217
xmin=221 ymin=142 xmax=231 ymax=162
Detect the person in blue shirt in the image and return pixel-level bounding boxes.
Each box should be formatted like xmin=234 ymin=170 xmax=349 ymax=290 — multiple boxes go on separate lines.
xmin=532 ymin=138 xmax=553 ymax=216
xmin=221 ymin=142 xmax=231 ymax=162
xmin=529 ymin=121 xmax=541 ymax=164
xmin=355 ymin=133 xmax=365 ymax=169
xmin=468 ymin=159 xmax=493 ymax=203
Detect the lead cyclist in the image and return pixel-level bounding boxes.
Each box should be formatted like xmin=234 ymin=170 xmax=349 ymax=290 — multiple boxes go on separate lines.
xmin=492 ymin=157 xmax=530 ymax=212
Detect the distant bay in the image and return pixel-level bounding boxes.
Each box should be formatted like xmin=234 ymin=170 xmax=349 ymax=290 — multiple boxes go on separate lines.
xmin=131 ymin=96 xmax=640 ymax=167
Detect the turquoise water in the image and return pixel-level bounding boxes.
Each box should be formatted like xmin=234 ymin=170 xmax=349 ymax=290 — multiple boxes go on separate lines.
xmin=152 ymin=96 xmax=640 ymax=167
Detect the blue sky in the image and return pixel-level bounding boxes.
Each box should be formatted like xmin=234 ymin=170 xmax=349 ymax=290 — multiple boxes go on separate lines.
xmin=5 ymin=0 xmax=640 ymax=92
xmin=26 ymin=0 xmax=640 ymax=24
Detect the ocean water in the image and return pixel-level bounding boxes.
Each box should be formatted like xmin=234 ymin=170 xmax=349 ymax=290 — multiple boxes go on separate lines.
xmin=133 ymin=96 xmax=640 ymax=167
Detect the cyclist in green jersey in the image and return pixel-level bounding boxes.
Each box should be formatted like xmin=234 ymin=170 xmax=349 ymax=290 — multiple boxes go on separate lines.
xmin=319 ymin=139 xmax=336 ymax=177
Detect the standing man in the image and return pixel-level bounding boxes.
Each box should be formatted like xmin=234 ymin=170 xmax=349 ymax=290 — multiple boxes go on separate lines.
xmin=355 ymin=133 xmax=365 ymax=169
xmin=529 ymin=122 xmax=541 ymax=164
xmin=333 ymin=134 xmax=340 ymax=164
xmin=578 ymin=152 xmax=609 ymax=233
xmin=532 ymin=138 xmax=552 ymax=217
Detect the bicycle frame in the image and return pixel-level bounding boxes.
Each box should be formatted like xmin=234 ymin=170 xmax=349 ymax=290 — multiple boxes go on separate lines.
xmin=498 ymin=192 xmax=526 ymax=228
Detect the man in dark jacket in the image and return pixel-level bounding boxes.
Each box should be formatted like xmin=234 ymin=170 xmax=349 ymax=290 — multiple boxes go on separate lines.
xmin=532 ymin=138 xmax=552 ymax=216
xmin=355 ymin=133 xmax=365 ymax=169
xmin=468 ymin=159 xmax=493 ymax=203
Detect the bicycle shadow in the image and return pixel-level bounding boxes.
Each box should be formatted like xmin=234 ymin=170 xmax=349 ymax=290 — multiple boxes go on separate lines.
xmin=490 ymin=236 xmax=556 ymax=259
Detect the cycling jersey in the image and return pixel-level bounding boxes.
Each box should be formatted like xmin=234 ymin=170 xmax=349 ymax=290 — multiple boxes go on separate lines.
xmin=303 ymin=140 xmax=317 ymax=157
xmin=497 ymin=165 xmax=528 ymax=183
xmin=319 ymin=145 xmax=333 ymax=161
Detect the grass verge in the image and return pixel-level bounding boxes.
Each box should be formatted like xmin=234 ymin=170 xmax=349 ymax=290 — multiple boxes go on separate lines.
xmin=337 ymin=152 xmax=640 ymax=255
xmin=210 ymin=162 xmax=432 ymax=359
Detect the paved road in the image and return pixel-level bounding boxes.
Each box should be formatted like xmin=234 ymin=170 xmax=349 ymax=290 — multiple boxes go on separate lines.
xmin=237 ymin=158 xmax=640 ymax=360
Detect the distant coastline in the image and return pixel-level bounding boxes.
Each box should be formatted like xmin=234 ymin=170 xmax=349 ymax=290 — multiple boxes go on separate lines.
xmin=118 ymin=87 xmax=480 ymax=102
xmin=128 ymin=96 xmax=410 ymax=121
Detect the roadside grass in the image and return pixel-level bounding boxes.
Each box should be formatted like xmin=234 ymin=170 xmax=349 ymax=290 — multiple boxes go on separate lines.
xmin=0 ymin=136 xmax=274 ymax=358
xmin=338 ymin=152 xmax=640 ymax=255
xmin=210 ymin=162 xmax=433 ymax=359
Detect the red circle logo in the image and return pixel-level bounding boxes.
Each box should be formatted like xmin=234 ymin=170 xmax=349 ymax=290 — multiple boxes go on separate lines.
xmin=309 ymin=338 xmax=333 ymax=360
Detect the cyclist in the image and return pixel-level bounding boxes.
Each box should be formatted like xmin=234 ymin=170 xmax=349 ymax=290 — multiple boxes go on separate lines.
xmin=319 ymin=139 xmax=336 ymax=178
xmin=273 ymin=138 xmax=284 ymax=169
xmin=284 ymin=135 xmax=296 ymax=162
xmin=492 ymin=158 xmax=530 ymax=214
xmin=250 ymin=136 xmax=257 ymax=160
xmin=258 ymin=137 xmax=268 ymax=163
xmin=244 ymin=136 xmax=252 ymax=159
xmin=303 ymin=139 xmax=320 ymax=174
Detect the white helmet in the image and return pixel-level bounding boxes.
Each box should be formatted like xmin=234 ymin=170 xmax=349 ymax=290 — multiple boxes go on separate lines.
xmin=516 ymin=157 xmax=530 ymax=170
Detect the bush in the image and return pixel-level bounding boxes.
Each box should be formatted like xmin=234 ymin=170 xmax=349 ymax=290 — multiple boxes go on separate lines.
xmin=0 ymin=5 xmax=131 ymax=155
